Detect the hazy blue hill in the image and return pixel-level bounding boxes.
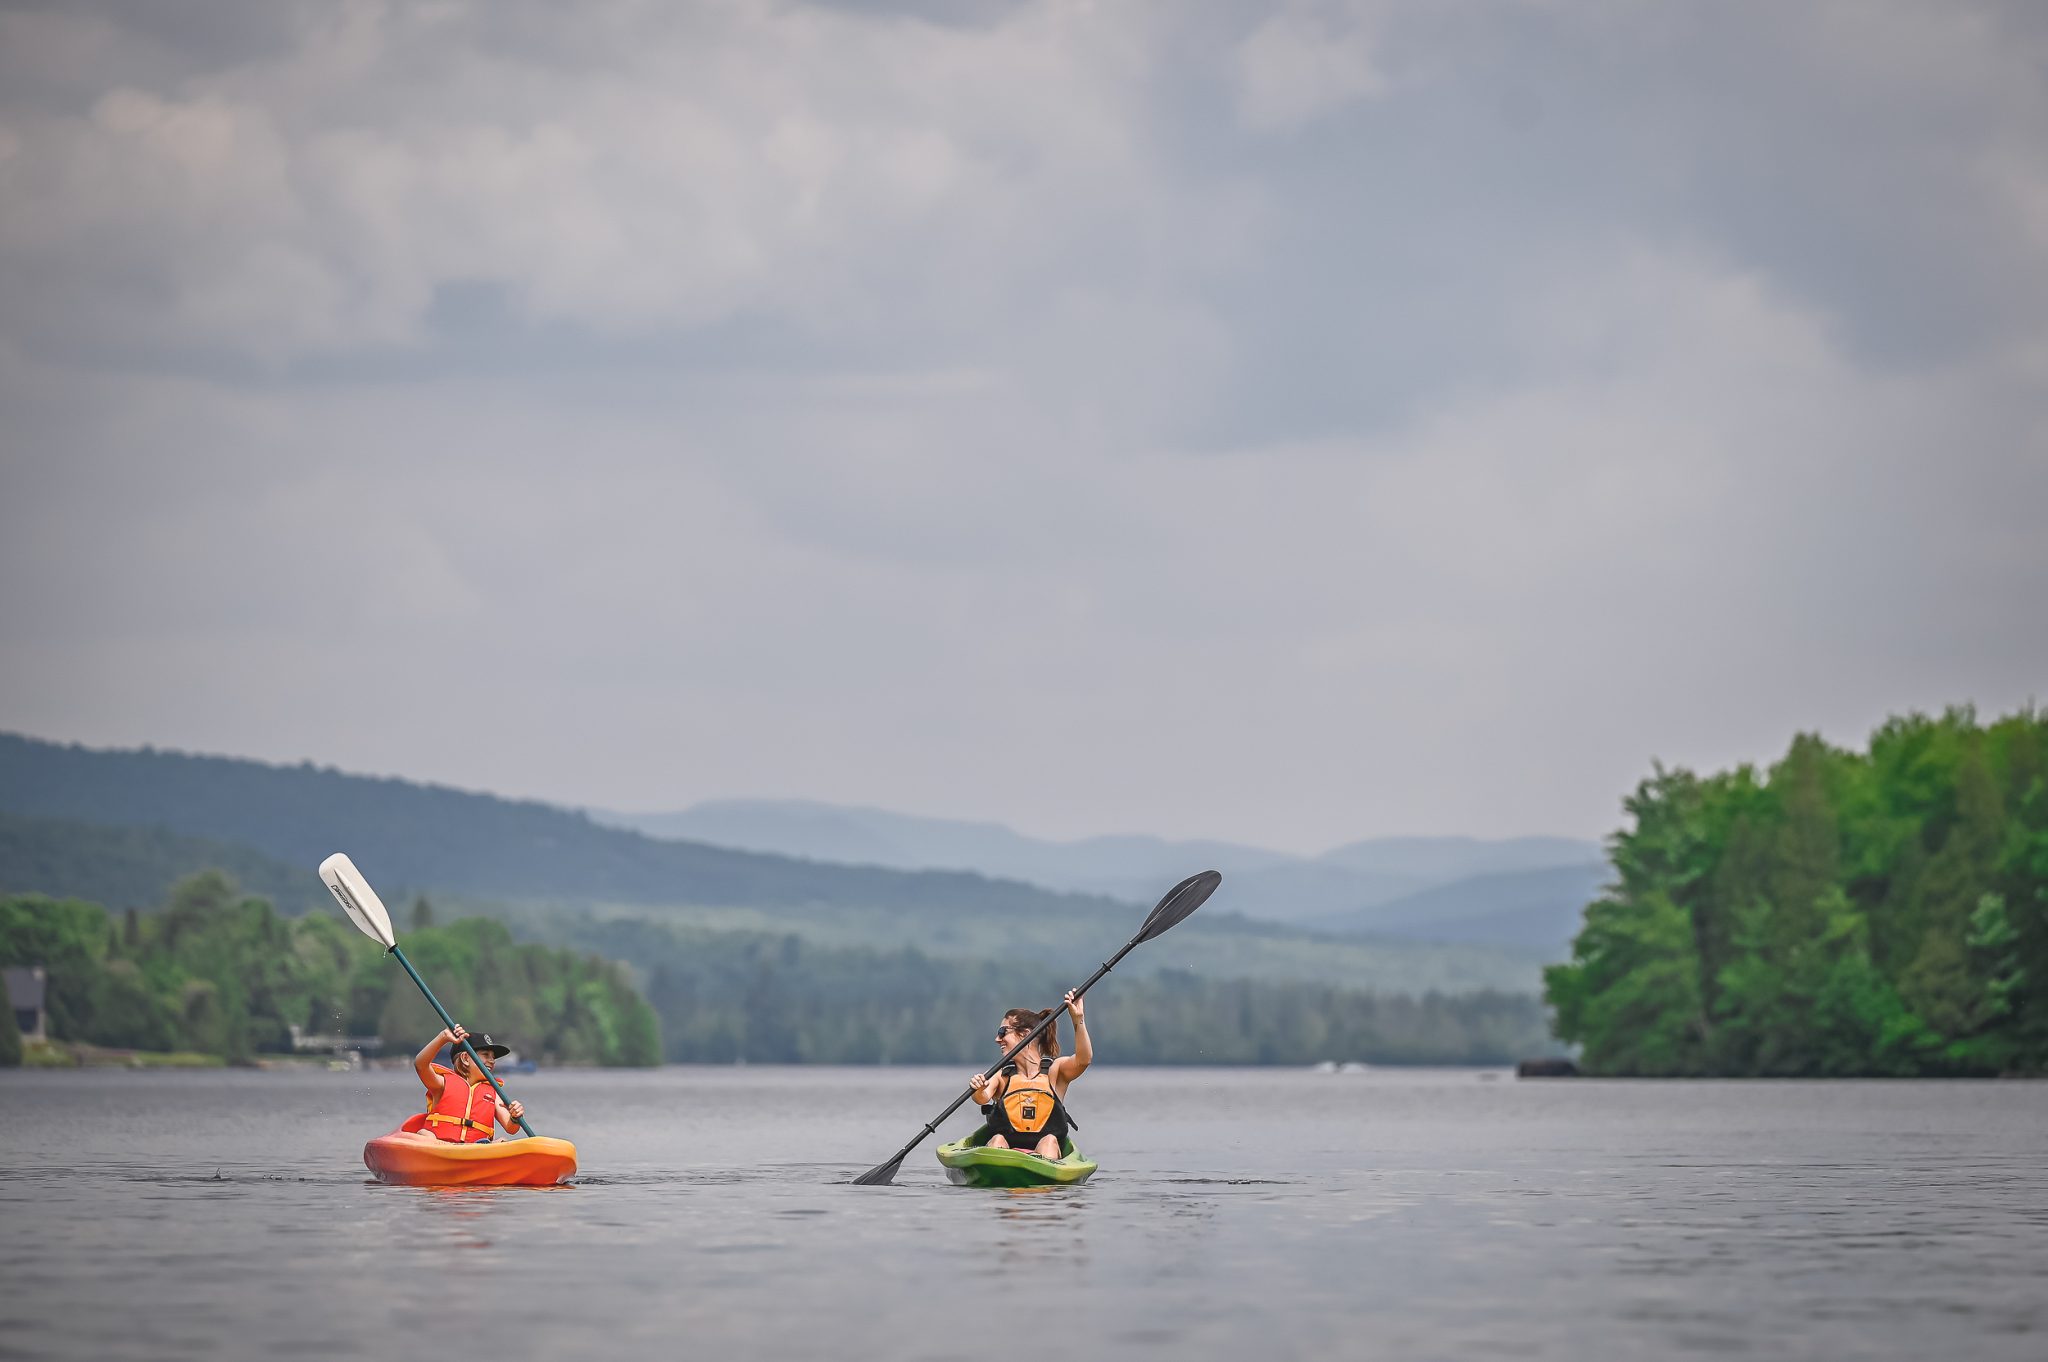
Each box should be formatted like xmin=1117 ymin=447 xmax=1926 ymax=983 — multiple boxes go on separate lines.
xmin=1329 ymin=862 xmax=1612 ymax=958
xmin=1317 ymin=835 xmax=1602 ymax=882
xmin=1045 ymin=832 xmax=1300 ymax=879
xmin=1178 ymin=860 xmax=1425 ymax=924
xmin=0 ymin=733 xmax=1119 ymax=917
xmin=599 ymin=799 xmax=1292 ymax=895
xmin=0 ymin=810 xmax=322 ymax=913
xmin=598 ymin=799 xmax=1597 ymax=927
xmin=607 ymin=800 xmax=913 ymax=868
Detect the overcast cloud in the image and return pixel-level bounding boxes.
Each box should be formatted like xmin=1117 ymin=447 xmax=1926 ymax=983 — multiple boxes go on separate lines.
xmin=1 ymin=0 xmax=2043 ymax=852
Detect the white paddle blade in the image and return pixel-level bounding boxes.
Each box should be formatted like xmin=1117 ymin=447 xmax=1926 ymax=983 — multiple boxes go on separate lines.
xmin=319 ymin=852 xmax=396 ymax=948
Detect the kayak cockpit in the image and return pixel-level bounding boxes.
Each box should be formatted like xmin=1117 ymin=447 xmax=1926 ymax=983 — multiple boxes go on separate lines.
xmin=935 ymin=1125 xmax=1097 ymax=1188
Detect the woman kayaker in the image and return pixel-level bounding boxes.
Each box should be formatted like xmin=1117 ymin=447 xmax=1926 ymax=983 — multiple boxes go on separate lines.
xmin=969 ymin=990 xmax=1089 ymax=1159
xmin=412 ymin=1023 xmax=525 ymax=1143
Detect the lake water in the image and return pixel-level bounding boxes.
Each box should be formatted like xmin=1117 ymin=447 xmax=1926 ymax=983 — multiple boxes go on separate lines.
xmin=1 ymin=1066 xmax=2043 ymax=1360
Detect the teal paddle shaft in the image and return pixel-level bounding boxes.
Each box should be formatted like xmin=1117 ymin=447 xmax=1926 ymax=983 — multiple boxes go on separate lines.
xmin=389 ymin=943 xmax=536 ymax=1137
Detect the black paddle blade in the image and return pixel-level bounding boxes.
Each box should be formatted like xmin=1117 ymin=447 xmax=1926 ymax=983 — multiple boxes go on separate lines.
xmin=1136 ymin=869 xmax=1221 ymax=944
xmin=851 ymin=1153 xmax=906 ymax=1186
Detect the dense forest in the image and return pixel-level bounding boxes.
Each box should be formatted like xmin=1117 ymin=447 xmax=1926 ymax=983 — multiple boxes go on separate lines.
xmin=0 ymin=873 xmax=660 ymax=1066
xmin=560 ymin=916 xmax=1554 ymax=1065
xmin=1546 ymin=707 xmax=2048 ymax=1076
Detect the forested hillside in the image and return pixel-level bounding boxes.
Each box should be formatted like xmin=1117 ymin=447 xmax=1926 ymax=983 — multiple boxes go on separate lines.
xmin=0 ymin=733 xmax=1121 ymax=917
xmin=0 ymin=811 xmax=320 ymax=913
xmin=1545 ymin=707 xmax=2048 ymax=1076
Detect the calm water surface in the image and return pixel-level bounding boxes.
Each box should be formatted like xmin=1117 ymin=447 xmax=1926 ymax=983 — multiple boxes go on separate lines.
xmin=2 ymin=1066 xmax=2044 ymax=1360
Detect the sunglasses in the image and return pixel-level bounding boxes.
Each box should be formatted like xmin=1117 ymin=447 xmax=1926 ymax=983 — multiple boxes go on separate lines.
xmin=996 ymin=1024 xmax=1031 ymax=1038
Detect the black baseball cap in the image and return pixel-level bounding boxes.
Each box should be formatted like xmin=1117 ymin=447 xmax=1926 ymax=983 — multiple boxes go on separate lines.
xmin=456 ymin=1033 xmax=512 ymax=1060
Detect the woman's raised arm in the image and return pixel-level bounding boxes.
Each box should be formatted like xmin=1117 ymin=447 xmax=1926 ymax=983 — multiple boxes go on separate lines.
xmin=1056 ymin=991 xmax=1091 ymax=1086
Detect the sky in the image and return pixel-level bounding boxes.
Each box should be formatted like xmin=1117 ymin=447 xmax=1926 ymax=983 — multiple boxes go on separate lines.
xmin=0 ymin=0 xmax=2044 ymax=854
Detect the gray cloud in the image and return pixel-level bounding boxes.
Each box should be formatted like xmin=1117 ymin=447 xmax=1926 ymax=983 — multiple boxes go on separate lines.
xmin=1 ymin=0 xmax=2043 ymax=853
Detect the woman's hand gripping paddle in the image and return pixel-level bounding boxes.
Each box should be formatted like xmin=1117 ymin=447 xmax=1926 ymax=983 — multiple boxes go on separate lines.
xmin=319 ymin=852 xmax=538 ymax=1138
xmin=850 ymin=869 xmax=1221 ymax=1187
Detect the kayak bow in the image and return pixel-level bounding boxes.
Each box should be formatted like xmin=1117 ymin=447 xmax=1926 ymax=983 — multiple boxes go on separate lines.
xmin=936 ymin=1125 xmax=1097 ymax=1188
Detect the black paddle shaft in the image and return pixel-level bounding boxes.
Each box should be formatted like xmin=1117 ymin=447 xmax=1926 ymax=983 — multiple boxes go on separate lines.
xmin=850 ymin=869 xmax=1220 ymax=1186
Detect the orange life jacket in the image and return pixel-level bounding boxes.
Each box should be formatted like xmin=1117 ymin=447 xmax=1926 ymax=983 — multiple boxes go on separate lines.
xmin=422 ymin=1062 xmax=499 ymax=1143
xmin=989 ymin=1068 xmax=1073 ymax=1141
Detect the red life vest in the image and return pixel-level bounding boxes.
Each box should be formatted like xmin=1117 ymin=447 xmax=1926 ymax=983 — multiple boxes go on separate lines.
xmin=422 ymin=1063 xmax=499 ymax=1143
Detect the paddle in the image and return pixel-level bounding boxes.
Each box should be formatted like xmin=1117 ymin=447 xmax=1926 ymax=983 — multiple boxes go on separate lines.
xmin=318 ymin=852 xmax=538 ymax=1138
xmin=850 ymin=868 xmax=1222 ymax=1187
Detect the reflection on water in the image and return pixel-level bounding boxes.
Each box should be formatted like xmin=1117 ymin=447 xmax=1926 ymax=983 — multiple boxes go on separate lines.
xmin=976 ymin=1187 xmax=1090 ymax=1275
xmin=2 ymin=1066 xmax=2045 ymax=1361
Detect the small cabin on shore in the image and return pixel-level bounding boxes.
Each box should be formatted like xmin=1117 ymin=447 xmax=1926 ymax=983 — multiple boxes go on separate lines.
xmin=4 ymin=966 xmax=48 ymax=1042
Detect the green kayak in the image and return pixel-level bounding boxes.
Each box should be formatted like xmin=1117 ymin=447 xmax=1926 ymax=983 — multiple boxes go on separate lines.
xmin=936 ymin=1126 xmax=1098 ymax=1188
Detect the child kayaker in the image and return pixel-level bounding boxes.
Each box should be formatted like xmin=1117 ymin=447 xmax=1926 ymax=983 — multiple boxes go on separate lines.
xmin=412 ymin=1022 xmax=525 ymax=1143
xmin=969 ymin=990 xmax=1089 ymax=1158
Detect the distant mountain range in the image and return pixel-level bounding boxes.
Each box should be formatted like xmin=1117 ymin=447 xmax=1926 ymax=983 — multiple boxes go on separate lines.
xmin=1331 ymin=862 xmax=1611 ymax=957
xmin=595 ymin=799 xmax=1606 ymax=948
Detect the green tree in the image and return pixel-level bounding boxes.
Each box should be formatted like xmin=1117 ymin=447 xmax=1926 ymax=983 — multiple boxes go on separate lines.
xmin=170 ymin=980 xmax=225 ymax=1055
xmin=88 ymin=960 xmax=181 ymax=1051
xmin=1546 ymin=889 xmax=1706 ymax=1074
xmin=1898 ymin=739 xmax=2005 ymax=1040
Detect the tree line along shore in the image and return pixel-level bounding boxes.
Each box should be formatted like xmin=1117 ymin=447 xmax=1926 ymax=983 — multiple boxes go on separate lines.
xmin=6 ymin=704 xmax=2042 ymax=1075
xmin=0 ymin=869 xmax=1553 ymax=1068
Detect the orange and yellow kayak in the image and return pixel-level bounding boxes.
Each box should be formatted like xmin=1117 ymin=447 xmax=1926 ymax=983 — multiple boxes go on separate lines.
xmin=363 ymin=1113 xmax=577 ymax=1187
